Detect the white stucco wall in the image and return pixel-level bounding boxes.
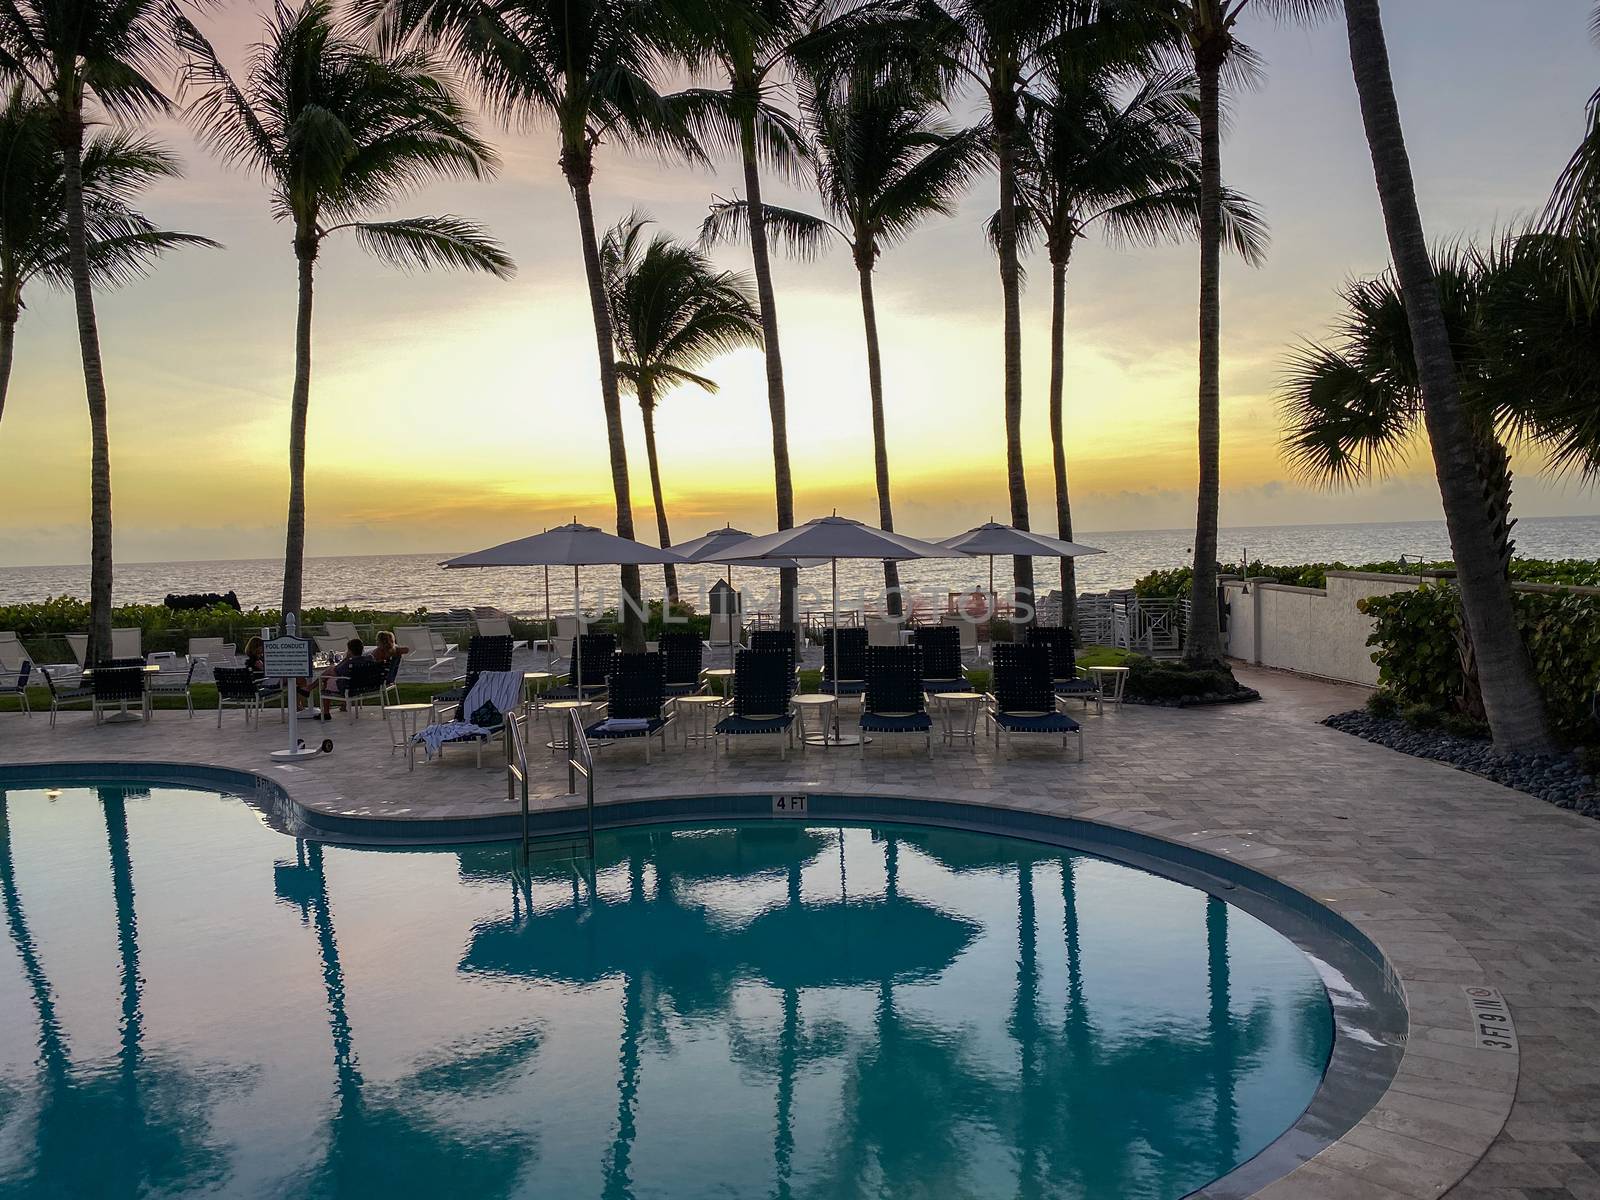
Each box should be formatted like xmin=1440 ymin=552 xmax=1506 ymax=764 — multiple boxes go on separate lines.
xmin=1223 ymin=571 xmax=1425 ymax=687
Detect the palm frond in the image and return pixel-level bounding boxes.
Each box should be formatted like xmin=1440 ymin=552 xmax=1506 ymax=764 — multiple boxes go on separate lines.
xmin=38 ymin=228 xmax=220 ymax=289
xmin=344 ymin=214 xmax=515 ymax=276
xmin=700 ymin=196 xmax=838 ymax=260
xmin=1278 ymin=340 xmax=1420 ymax=487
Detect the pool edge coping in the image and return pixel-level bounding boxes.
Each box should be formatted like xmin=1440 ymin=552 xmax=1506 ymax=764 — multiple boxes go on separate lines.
xmin=0 ymin=755 xmax=1518 ymax=1200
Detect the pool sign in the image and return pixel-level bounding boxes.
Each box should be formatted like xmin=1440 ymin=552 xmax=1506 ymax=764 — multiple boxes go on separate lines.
xmin=263 ymin=631 xmax=312 ymax=680
xmin=772 ymin=793 xmax=808 ymax=815
xmin=1462 ymin=986 xmax=1517 ymax=1052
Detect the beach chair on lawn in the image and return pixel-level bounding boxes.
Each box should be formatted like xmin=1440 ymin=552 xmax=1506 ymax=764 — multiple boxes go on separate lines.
xmin=2 ymin=662 xmax=33 ymax=715
xmin=913 ymin=626 xmax=970 ymax=695
xmin=41 ymin=666 xmax=92 ymax=726
xmin=186 ymin=637 xmax=236 ymax=680
xmin=547 ymin=634 xmax=615 ymax=701
xmin=585 ymin=652 xmax=674 ymax=761
xmin=411 ymin=669 xmax=522 ymax=767
xmin=394 ymin=625 xmax=454 ymax=679
xmin=987 ymin=644 xmax=1083 ymax=760
xmin=214 ymin=667 xmax=286 ymax=728
xmin=866 ymin=617 xmax=901 ymax=648
xmin=65 ymin=633 xmax=89 ymax=671
xmin=714 ymin=649 xmax=796 ymax=758
xmin=1026 ymin=625 xmax=1101 ymax=714
xmin=475 ymin=616 xmax=527 ymax=651
xmin=821 ymin=627 xmax=868 ymax=704
xmin=0 ymin=632 xmax=30 ymax=672
xmin=859 ymin=645 xmax=933 ymax=758
xmin=658 ymin=631 xmax=705 ymax=697
xmin=110 ymin=627 xmax=142 ymax=662
xmin=940 ymin=613 xmax=981 ymax=661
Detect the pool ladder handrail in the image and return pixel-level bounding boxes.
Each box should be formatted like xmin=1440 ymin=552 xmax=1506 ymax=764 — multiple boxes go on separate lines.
xmin=566 ymin=707 xmax=597 ymax=861
xmin=505 ymin=707 xmax=596 ymax=862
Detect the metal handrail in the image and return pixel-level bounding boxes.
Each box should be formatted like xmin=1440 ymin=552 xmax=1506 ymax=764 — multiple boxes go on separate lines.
xmin=567 ymin=708 xmax=597 ymax=860
xmin=506 ymin=707 xmax=531 ymax=858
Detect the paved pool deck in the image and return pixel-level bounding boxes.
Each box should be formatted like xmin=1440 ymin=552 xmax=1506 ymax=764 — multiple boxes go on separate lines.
xmin=4 ymin=664 xmax=1598 ymax=1200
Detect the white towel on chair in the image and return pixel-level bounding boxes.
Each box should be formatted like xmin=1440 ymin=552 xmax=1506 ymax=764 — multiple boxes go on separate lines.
xmin=462 ymin=670 xmax=523 ymax=722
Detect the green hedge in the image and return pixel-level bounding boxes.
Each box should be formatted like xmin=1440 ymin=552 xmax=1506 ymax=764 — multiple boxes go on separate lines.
xmin=1132 ymin=558 xmax=1600 ymax=598
xmin=1360 ymin=583 xmax=1600 ymax=745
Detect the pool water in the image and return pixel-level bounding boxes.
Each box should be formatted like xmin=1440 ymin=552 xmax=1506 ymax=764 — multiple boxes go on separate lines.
xmin=0 ymin=783 xmax=1334 ymax=1199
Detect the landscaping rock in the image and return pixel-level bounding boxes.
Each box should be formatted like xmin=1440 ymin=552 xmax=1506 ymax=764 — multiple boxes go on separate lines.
xmin=1125 ymin=687 xmax=1262 ymax=708
xmin=1323 ymin=709 xmax=1600 ymax=818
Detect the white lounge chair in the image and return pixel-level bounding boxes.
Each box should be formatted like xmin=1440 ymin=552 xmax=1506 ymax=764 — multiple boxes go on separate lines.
xmin=866 ymin=617 xmax=902 ymax=648
xmin=940 ymin=613 xmax=981 ymax=659
xmin=395 ymin=625 xmax=455 ymax=679
xmin=475 ymin=616 xmax=527 ymax=651
xmin=0 ymin=632 xmax=29 ymax=671
xmin=66 ymin=632 xmax=88 ymax=668
xmin=186 ymin=637 xmax=236 ymax=680
xmin=110 ymin=627 xmax=142 ymax=661
xmin=323 ymin=620 xmax=361 ymax=642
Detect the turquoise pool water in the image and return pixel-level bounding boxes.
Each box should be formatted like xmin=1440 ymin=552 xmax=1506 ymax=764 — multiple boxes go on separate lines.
xmin=0 ymin=782 xmax=1334 ymax=1199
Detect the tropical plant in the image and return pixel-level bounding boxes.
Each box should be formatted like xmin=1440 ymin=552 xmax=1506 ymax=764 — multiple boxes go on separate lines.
xmin=0 ymin=87 xmax=215 ymax=430
xmin=1338 ymin=0 xmax=1554 ymax=753
xmin=1012 ymin=40 xmax=1266 ymax=629
xmin=179 ymin=0 xmax=512 ymax=619
xmin=703 ymin=71 xmax=984 ymax=615
xmin=0 ymin=0 xmax=191 ymax=661
xmin=1544 ymin=3 xmax=1600 ymax=252
xmin=601 ymin=211 xmax=762 ymax=604
xmin=359 ymin=0 xmax=703 ymax=651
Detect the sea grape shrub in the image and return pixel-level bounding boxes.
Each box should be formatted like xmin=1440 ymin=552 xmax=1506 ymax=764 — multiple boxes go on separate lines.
xmin=1131 ymin=557 xmax=1600 ymax=598
xmin=1361 ymin=584 xmax=1600 ymax=745
xmin=1365 ymin=689 xmax=1399 ymax=717
xmin=1124 ymin=655 xmax=1243 ymax=701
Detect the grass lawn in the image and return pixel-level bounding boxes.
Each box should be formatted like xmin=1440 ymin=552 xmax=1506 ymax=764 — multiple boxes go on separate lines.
xmin=0 ymin=680 xmax=461 ymax=715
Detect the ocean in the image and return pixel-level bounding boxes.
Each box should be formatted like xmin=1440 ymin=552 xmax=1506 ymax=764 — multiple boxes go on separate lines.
xmin=2 ymin=515 xmax=1596 ymax=617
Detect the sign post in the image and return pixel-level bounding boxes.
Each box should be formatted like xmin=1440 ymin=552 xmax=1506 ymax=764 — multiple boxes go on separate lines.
xmin=266 ymin=614 xmax=320 ymax=762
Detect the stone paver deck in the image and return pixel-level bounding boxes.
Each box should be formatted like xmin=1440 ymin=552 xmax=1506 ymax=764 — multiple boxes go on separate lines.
xmin=4 ymin=665 xmax=1598 ymax=1199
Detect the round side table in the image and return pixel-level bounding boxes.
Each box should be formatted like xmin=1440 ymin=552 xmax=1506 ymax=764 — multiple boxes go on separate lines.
xmin=791 ymin=693 xmax=839 ymax=748
xmin=522 ymin=671 xmax=558 ymax=713
xmin=934 ymin=691 xmax=985 ymax=747
xmin=387 ymin=702 xmax=434 ymax=769
xmin=1087 ymin=665 xmax=1130 ymax=708
xmin=701 ymin=667 xmax=736 ymax=698
xmin=673 ymin=694 xmax=726 ymax=746
xmin=544 ymin=699 xmax=596 ymax=754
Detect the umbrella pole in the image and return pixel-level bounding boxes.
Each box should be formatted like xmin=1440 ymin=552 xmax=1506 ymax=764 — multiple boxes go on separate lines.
xmin=573 ymin=566 xmax=582 ymax=708
xmin=544 ymin=565 xmax=552 ymax=670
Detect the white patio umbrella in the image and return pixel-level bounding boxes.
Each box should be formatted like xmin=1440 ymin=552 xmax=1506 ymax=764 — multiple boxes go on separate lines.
xmin=733 ymin=515 xmax=970 ymax=746
xmin=669 ymin=526 xmax=813 ymax=674
xmin=441 ymin=521 xmax=687 ymax=700
xmin=937 ymin=522 xmax=1104 ymax=621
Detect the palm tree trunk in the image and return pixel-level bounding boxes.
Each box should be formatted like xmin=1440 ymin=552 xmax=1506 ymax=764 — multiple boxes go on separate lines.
xmin=0 ymin=282 xmax=17 ymax=429
xmin=1048 ymin=249 xmax=1076 ymax=634
xmin=857 ymin=259 xmax=902 ymax=617
xmin=282 ymin=235 xmax=316 ymax=618
xmin=566 ymin=150 xmax=645 ymax=651
xmin=639 ymin=384 xmax=678 ymax=606
xmin=59 ymin=110 xmax=114 ymax=663
xmin=1342 ymin=0 xmax=1553 ymax=754
xmin=739 ymin=96 xmax=798 ymax=634
xmin=995 ymin=106 xmax=1034 ymax=624
xmin=1185 ymin=45 xmax=1225 ymax=666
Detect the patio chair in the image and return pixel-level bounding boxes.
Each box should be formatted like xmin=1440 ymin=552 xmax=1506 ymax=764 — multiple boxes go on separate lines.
xmin=585 ymin=652 xmax=674 ymax=761
xmin=148 ymin=658 xmax=199 ymax=718
xmin=411 ymin=669 xmax=523 ymax=767
xmin=913 ymin=626 xmax=970 ymax=694
xmin=214 ymin=666 xmax=285 ymax=728
xmin=750 ymin=629 xmax=798 ymax=679
xmin=0 ymin=632 xmax=30 ymax=672
xmin=186 ymin=637 xmax=236 ymax=680
xmin=547 ymin=634 xmax=615 ymax=700
xmin=323 ymin=656 xmax=390 ymax=719
xmin=2 ymin=661 xmax=32 ymax=715
xmin=92 ymin=665 xmax=149 ymax=724
xmin=707 ymin=612 xmax=742 ymax=652
xmin=987 ymin=644 xmax=1083 ymax=760
xmin=821 ymin=627 xmax=868 ymax=700
xmin=65 ymin=633 xmax=89 ymax=670
xmin=658 ymin=631 xmax=705 ymax=697
xmin=110 ymin=627 xmax=142 ymax=662
xmin=41 ymin=666 xmax=92 ymax=726
xmin=431 ymin=635 xmax=515 ymax=707
xmin=324 ymin=620 xmax=361 ymax=643
xmin=394 ymin=625 xmax=456 ymax=679
xmin=475 ymin=615 xmax=528 ymax=651
xmin=859 ymin=645 xmax=933 ymax=758
xmin=866 ymin=617 xmax=902 ymax=648
xmin=1026 ymin=625 xmax=1101 ymax=713
xmin=715 ymin=649 xmax=796 ymax=758
xmin=940 ymin=613 xmax=981 ymax=660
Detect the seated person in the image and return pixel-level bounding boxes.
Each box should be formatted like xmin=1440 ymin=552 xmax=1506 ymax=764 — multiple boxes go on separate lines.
xmin=242 ymin=636 xmax=266 ymax=677
xmin=317 ymin=638 xmax=368 ymax=718
xmin=371 ymin=630 xmax=410 ymax=666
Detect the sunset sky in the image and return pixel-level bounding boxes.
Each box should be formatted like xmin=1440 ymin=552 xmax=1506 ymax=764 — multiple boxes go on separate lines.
xmin=1 ymin=0 xmax=1596 ymax=567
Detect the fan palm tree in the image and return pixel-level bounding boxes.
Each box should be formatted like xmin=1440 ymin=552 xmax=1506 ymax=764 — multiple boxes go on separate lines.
xmin=1130 ymin=0 xmax=1331 ymax=665
xmin=179 ymin=0 xmax=512 ymax=619
xmin=358 ymin=0 xmax=702 ymax=651
xmin=1337 ymin=0 xmax=1553 ymax=753
xmin=601 ymin=211 xmax=763 ymax=605
xmin=1013 ymin=55 xmax=1267 ymax=629
xmin=702 ymin=73 xmax=984 ymax=616
xmin=1545 ymin=4 xmax=1600 ymax=242
xmin=0 ymin=0 xmax=187 ymax=662
xmin=0 ymin=87 xmax=216 ymax=431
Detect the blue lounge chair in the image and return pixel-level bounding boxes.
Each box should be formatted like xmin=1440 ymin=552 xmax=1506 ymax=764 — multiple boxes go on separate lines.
xmin=859 ymin=645 xmax=933 ymax=758
xmin=750 ymin=629 xmax=798 ymax=679
xmin=988 ymin=643 xmax=1083 ymax=760
xmin=432 ymin=635 xmax=515 ymax=707
xmin=715 ymin=649 xmax=795 ymax=758
xmin=659 ymin=631 xmax=705 ymax=697
xmin=547 ymin=633 xmax=615 ymax=701
xmin=1025 ymin=625 xmax=1101 ymax=713
xmin=913 ymin=626 xmax=970 ymax=694
xmin=821 ymin=626 xmax=868 ymax=701
xmin=585 ymin=652 xmax=674 ymax=761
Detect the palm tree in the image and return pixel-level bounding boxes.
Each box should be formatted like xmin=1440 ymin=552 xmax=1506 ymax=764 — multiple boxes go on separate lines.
xmin=1544 ymin=4 xmax=1600 ymax=242
xmin=1338 ymin=0 xmax=1554 ymax=753
xmin=179 ymin=0 xmax=512 ymax=620
xmin=703 ymin=73 xmax=983 ymax=616
xmin=600 ymin=211 xmax=763 ymax=605
xmin=1135 ymin=0 xmax=1331 ymax=665
xmin=0 ymin=87 xmax=216 ymax=431
xmin=1013 ymin=53 xmax=1266 ymax=630
xmin=0 ymin=0 xmax=185 ymax=662
xmin=359 ymin=0 xmax=702 ymax=651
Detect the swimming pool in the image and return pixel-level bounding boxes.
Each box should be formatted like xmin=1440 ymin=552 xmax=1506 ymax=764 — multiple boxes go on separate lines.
xmin=0 ymin=776 xmax=1362 ymax=1199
